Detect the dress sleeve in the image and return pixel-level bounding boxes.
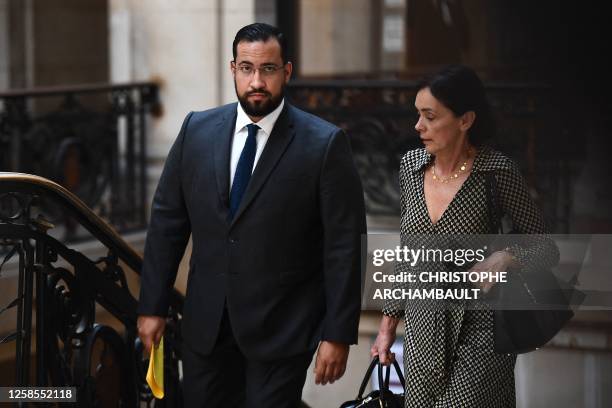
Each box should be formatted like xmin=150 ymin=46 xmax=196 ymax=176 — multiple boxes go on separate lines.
xmin=496 ymin=160 xmax=560 ymax=274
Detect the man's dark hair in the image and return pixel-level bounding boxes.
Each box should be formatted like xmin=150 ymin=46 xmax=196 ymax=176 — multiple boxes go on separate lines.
xmin=417 ymin=64 xmax=495 ymax=146
xmin=233 ymin=23 xmax=288 ymax=64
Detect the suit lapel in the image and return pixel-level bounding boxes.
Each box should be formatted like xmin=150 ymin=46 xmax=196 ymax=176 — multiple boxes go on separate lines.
xmin=230 ymin=104 xmax=295 ymax=227
xmin=213 ymin=105 xmax=237 ymax=210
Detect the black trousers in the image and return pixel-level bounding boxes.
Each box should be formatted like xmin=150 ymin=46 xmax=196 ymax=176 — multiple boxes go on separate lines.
xmin=182 ymin=309 xmax=315 ymax=408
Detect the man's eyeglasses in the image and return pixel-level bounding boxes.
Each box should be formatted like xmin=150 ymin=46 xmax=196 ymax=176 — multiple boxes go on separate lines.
xmin=233 ymin=63 xmax=285 ymax=78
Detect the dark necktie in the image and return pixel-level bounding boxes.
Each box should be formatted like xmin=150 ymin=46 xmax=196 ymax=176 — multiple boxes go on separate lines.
xmin=229 ymin=123 xmax=259 ymax=219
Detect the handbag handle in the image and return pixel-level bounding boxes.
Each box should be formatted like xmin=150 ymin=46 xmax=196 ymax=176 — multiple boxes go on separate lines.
xmin=356 ymin=356 xmax=406 ymax=399
xmin=385 ymin=359 xmax=406 ymax=391
xmin=356 ymin=357 xmax=380 ymax=398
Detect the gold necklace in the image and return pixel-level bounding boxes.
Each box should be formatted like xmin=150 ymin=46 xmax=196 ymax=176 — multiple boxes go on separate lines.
xmin=431 ymin=151 xmax=471 ymax=183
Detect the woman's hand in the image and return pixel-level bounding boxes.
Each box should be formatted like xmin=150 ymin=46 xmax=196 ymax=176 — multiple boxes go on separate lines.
xmin=371 ymin=315 xmax=400 ymax=365
xmin=468 ymin=250 xmax=518 ymax=293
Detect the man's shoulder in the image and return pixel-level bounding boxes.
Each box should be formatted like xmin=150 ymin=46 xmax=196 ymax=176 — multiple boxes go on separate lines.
xmin=188 ymin=102 xmax=237 ymax=126
xmin=287 ymin=104 xmax=340 ymax=135
xmin=173 ymin=104 xmax=236 ymax=147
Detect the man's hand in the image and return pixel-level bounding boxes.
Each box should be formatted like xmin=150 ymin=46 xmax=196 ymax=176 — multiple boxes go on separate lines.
xmin=137 ymin=315 xmax=166 ymax=355
xmin=314 ymin=341 xmax=349 ymax=385
xmin=371 ymin=315 xmax=399 ymax=365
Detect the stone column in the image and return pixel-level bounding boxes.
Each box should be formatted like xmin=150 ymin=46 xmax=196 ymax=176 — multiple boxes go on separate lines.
xmin=109 ymin=0 xmax=222 ymax=162
xmin=299 ymin=0 xmax=373 ymax=77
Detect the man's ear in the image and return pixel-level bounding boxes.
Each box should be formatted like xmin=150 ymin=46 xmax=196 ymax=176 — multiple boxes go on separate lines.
xmin=460 ymin=111 xmax=476 ymax=132
xmin=284 ymin=61 xmax=293 ymax=83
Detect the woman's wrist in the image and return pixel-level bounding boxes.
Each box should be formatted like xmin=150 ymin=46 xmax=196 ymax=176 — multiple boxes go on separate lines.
xmin=498 ymin=248 xmax=519 ymax=269
xmin=381 ymin=314 xmax=400 ymax=332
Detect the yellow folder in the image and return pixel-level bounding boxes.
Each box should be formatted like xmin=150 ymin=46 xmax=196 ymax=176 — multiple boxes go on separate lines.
xmin=146 ymin=336 xmax=164 ymax=399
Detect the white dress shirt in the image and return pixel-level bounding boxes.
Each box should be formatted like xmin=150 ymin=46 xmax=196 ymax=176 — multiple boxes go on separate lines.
xmin=229 ymin=98 xmax=285 ymax=189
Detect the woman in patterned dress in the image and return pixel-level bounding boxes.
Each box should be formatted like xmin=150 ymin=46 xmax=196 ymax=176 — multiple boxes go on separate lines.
xmin=370 ymin=65 xmax=559 ymax=407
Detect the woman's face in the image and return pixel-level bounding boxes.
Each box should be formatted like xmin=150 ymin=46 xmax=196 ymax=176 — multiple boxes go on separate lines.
xmin=414 ymin=87 xmax=467 ymax=155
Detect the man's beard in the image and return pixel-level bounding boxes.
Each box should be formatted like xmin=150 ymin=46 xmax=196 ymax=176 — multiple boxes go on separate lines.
xmin=236 ymin=83 xmax=285 ymax=118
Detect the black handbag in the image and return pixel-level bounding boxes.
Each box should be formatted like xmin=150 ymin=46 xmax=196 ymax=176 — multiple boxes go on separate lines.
xmin=340 ymin=356 xmax=405 ymax=408
xmin=484 ymin=171 xmax=577 ymax=354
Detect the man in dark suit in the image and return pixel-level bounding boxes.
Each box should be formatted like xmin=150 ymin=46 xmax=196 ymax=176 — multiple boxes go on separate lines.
xmin=137 ymin=23 xmax=366 ymax=407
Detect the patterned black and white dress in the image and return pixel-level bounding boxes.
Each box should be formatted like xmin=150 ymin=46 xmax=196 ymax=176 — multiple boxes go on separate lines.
xmin=382 ymin=147 xmax=559 ymax=407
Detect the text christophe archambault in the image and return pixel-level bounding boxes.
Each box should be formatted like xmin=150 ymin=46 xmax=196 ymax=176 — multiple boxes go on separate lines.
xmin=370 ymin=246 xmax=508 ymax=300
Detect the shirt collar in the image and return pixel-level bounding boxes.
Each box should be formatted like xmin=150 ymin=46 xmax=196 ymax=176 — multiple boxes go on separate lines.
xmin=235 ymin=98 xmax=285 ymax=136
xmin=406 ymin=146 xmax=512 ymax=173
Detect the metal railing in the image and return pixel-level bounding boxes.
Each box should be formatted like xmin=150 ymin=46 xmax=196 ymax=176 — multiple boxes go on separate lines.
xmin=0 ymin=82 xmax=161 ymax=241
xmin=0 ymin=173 xmax=183 ymax=406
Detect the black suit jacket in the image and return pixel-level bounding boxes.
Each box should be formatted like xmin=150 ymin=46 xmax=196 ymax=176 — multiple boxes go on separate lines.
xmin=138 ymin=102 xmax=366 ymax=361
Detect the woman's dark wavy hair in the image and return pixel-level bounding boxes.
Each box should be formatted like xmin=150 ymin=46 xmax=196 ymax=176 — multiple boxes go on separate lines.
xmin=417 ymin=65 xmax=495 ymax=146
